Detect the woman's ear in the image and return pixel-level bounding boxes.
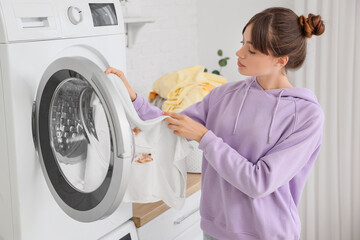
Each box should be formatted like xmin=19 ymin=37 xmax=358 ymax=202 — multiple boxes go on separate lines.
xmin=274 ymin=56 xmax=289 ymax=68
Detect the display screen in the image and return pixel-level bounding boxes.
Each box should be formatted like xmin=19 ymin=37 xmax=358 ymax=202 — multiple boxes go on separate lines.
xmin=89 ymin=3 xmax=118 ymax=27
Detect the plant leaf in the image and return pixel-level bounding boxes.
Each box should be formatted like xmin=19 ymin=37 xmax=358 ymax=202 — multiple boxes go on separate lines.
xmin=219 ymin=59 xmax=227 ymax=67
xmin=212 ymin=70 xmax=220 ymax=75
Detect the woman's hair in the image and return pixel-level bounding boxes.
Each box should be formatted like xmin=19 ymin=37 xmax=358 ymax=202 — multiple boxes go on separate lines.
xmin=242 ymin=7 xmax=325 ymax=70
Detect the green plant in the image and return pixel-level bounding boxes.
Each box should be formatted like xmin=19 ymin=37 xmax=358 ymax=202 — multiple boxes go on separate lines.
xmin=204 ymin=49 xmax=230 ymax=75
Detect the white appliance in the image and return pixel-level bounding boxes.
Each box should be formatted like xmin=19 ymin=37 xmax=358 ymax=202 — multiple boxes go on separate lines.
xmin=0 ymin=0 xmax=138 ymax=239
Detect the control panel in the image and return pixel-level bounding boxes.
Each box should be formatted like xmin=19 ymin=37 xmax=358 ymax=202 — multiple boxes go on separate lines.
xmin=0 ymin=0 xmax=125 ymax=43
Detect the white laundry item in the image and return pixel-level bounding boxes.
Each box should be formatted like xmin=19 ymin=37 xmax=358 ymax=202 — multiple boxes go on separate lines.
xmin=108 ymin=74 xmax=194 ymax=210
xmin=83 ymin=94 xmax=111 ymax=192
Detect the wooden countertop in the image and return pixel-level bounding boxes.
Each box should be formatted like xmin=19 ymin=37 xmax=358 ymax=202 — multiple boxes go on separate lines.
xmin=131 ymin=173 xmax=201 ymax=228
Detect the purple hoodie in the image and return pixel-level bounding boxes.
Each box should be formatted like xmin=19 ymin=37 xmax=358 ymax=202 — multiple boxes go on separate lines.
xmin=132 ymin=76 xmax=324 ymax=240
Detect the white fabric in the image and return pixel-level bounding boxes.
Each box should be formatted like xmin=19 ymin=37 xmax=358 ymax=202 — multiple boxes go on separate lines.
xmin=108 ymin=75 xmax=194 ymax=209
xmin=84 ymin=95 xmax=111 ymax=192
xmin=289 ymin=1 xmax=360 ymax=239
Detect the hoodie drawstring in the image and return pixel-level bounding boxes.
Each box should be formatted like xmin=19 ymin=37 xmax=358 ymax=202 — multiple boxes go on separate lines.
xmin=267 ymin=89 xmax=284 ymax=144
xmin=233 ymin=78 xmax=255 ymax=135
xmin=233 ymin=78 xmax=285 ymax=145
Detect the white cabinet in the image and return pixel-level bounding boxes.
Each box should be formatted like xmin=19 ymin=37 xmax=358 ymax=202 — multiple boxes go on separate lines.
xmin=174 ymin=218 xmax=202 ymax=240
xmin=136 ymin=191 xmax=202 ymax=240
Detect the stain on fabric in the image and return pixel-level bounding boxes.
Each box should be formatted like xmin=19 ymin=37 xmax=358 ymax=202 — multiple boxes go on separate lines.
xmin=132 ymin=127 xmax=142 ymax=136
xmin=134 ymin=152 xmax=153 ymax=164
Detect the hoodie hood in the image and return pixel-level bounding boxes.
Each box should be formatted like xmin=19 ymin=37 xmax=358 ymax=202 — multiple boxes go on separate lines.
xmin=232 ymin=76 xmax=321 ymax=144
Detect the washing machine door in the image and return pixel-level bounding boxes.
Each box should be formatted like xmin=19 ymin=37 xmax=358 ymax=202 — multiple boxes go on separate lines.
xmin=32 ymin=56 xmax=134 ymax=222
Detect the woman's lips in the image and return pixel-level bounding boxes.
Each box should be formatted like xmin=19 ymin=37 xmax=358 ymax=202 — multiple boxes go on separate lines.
xmin=238 ymin=60 xmax=245 ymax=67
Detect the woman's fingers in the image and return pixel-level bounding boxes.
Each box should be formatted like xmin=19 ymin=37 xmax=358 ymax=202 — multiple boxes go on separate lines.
xmin=104 ymin=67 xmax=137 ymax=100
xmin=104 ymin=67 xmax=110 ymax=74
xmin=162 ymin=111 xmax=184 ymax=120
xmin=105 ymin=67 xmax=125 ymax=78
xmin=105 ymin=67 xmax=111 ymax=74
xmin=163 ymin=112 xmax=186 ymax=136
xmin=167 ymin=123 xmax=177 ymax=130
xmin=162 ymin=111 xmax=207 ymax=142
xmin=163 ymin=116 xmax=180 ymax=125
xmin=105 ymin=67 xmax=118 ymax=74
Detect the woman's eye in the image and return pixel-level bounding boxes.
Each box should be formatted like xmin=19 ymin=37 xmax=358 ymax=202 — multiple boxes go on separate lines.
xmin=241 ymin=40 xmax=256 ymax=54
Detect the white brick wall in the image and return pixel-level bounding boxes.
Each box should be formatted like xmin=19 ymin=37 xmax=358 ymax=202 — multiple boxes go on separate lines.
xmin=124 ymin=0 xmax=199 ymax=99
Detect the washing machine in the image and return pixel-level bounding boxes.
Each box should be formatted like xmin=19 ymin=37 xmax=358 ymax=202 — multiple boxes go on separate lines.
xmin=0 ymin=0 xmax=138 ymax=239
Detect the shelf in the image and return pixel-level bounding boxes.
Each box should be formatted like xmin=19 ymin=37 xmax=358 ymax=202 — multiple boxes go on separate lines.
xmin=123 ymin=17 xmax=156 ymax=48
xmin=132 ymin=173 xmax=201 ymax=228
xmin=124 ymin=17 xmax=156 ymax=24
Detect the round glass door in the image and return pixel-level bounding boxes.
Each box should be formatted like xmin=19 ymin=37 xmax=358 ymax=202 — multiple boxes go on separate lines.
xmin=33 ymin=57 xmax=133 ymax=222
xmin=49 ymin=77 xmax=111 ymax=193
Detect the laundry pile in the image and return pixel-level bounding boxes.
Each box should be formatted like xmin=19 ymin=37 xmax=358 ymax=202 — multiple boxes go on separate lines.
xmin=149 ymin=65 xmax=227 ymax=113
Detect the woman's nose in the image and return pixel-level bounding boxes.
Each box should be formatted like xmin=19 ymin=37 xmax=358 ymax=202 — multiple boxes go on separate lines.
xmin=236 ymin=48 xmax=245 ymax=59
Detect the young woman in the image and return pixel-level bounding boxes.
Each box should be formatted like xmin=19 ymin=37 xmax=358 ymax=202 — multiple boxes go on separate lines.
xmin=106 ymin=7 xmax=325 ymax=240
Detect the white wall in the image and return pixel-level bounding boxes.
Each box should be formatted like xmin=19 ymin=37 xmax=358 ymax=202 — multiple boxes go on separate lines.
xmin=124 ymin=0 xmax=295 ymax=99
xmin=124 ymin=0 xmax=199 ymax=99
xmin=197 ymin=0 xmax=294 ymax=83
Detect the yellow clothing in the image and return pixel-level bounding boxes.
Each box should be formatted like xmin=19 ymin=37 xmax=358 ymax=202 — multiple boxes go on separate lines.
xmin=152 ymin=66 xmax=227 ymax=113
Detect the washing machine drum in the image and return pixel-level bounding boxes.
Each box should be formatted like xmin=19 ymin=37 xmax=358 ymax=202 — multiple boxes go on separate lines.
xmin=50 ymin=76 xmax=111 ymax=192
xmin=33 ymin=57 xmax=133 ymax=222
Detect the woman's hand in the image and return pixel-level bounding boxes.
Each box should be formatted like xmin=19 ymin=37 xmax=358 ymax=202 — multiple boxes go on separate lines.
xmin=162 ymin=112 xmax=208 ymax=143
xmin=105 ymin=67 xmax=137 ymax=101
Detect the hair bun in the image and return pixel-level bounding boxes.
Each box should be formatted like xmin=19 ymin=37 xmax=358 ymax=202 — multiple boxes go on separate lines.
xmin=299 ymin=14 xmax=325 ymax=38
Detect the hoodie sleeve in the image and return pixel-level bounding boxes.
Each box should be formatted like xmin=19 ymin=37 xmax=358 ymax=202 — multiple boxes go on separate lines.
xmin=198 ymin=106 xmax=324 ymax=199
xmin=132 ymin=91 xmax=211 ymax=124
xmin=132 ymin=94 xmax=163 ymax=120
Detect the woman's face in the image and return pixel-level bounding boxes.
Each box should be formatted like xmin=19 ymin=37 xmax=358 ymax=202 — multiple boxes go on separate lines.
xmin=236 ymin=24 xmax=278 ymax=77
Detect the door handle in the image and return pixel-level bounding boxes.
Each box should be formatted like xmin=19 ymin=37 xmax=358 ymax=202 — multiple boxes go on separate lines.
xmin=173 ymin=207 xmax=200 ymax=225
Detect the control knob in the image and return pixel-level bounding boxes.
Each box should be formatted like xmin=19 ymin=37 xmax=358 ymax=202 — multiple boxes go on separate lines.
xmin=67 ymin=6 xmax=83 ymax=25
